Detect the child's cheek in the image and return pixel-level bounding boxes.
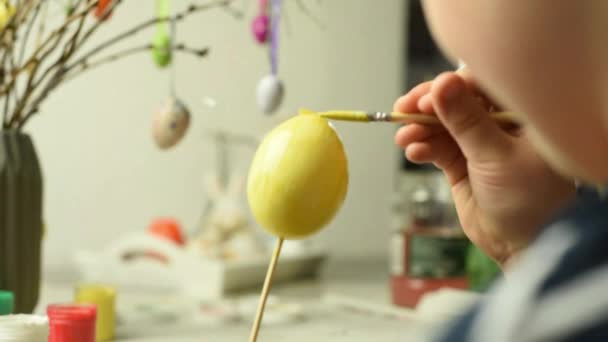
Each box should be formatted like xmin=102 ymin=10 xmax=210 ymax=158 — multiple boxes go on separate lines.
xmin=525 ymin=127 xmax=588 ymax=182
xmin=420 ymin=1 xmax=456 ymax=58
xmin=421 ymin=1 xmax=481 ymax=64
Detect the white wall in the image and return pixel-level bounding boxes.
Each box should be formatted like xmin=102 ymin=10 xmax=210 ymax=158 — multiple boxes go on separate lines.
xmin=26 ymin=0 xmax=406 ymax=271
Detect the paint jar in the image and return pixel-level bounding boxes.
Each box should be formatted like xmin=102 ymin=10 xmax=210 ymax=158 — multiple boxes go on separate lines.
xmin=390 ymin=171 xmax=469 ymax=307
xmin=0 ymin=290 xmax=14 ymax=315
xmin=75 ymin=284 xmax=116 ymax=341
xmin=0 ymin=314 xmax=48 ymax=342
xmin=47 ymin=304 xmax=96 ymax=342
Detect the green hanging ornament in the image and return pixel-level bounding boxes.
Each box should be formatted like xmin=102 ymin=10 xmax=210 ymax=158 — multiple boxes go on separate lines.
xmin=152 ymin=0 xmax=172 ymax=68
xmin=65 ymin=0 xmax=76 ymax=16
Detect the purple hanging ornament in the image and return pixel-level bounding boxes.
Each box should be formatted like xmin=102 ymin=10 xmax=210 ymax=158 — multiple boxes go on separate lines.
xmin=251 ymin=15 xmax=269 ymax=44
xmin=256 ymin=0 xmax=284 ymax=114
xmin=269 ymin=0 xmax=280 ymax=76
xmin=251 ymin=0 xmax=269 ymax=44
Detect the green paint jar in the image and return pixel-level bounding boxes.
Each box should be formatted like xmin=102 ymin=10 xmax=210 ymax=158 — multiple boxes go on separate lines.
xmin=466 ymin=244 xmax=501 ymax=292
xmin=0 ymin=290 xmax=14 ymax=315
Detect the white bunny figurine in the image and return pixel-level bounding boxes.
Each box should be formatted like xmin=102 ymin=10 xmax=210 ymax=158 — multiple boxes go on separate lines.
xmin=188 ymin=172 xmax=266 ymax=260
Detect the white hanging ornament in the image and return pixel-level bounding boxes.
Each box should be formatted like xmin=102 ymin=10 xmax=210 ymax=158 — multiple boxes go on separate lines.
xmin=256 ymin=74 xmax=284 ymax=114
xmin=152 ymin=97 xmax=191 ymax=149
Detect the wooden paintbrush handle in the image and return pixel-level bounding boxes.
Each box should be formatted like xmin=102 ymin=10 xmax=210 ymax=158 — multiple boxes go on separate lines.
xmin=391 ymin=111 xmax=520 ymax=126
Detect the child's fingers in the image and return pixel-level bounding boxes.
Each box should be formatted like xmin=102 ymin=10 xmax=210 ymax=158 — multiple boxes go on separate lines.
xmin=417 ymin=94 xmax=434 ymax=114
xmin=393 ymin=81 xmax=433 ymax=113
xmin=405 ymin=134 xmax=455 ymax=163
xmin=404 ymin=132 xmax=461 ymax=167
xmin=431 ymin=72 xmax=512 ymax=162
xmin=421 ymin=90 xmax=497 ymax=114
xmin=394 ymin=123 xmax=445 ymax=148
xmin=436 ymin=154 xmax=467 ymax=185
xmin=408 ymin=81 xmax=433 ymax=100
xmin=405 ymin=133 xmax=467 ymax=184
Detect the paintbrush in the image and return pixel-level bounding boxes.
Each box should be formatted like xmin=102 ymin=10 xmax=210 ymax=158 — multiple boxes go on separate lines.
xmin=301 ymin=109 xmax=521 ymax=126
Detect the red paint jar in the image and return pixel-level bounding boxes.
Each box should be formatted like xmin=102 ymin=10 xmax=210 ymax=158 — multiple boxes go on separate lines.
xmin=47 ymin=304 xmax=96 ymax=342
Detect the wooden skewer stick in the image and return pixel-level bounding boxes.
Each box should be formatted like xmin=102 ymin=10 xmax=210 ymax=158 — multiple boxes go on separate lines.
xmin=249 ymin=237 xmax=285 ymax=342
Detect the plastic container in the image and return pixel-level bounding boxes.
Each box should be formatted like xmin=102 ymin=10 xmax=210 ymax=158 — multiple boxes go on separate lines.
xmin=0 ymin=314 xmax=48 ymax=342
xmin=0 ymin=290 xmax=14 ymax=315
xmin=390 ymin=172 xmax=469 ymax=308
xmin=75 ymin=284 xmax=116 ymax=341
xmin=47 ymin=304 xmax=96 ymax=342
xmin=75 ymin=232 xmax=326 ymax=299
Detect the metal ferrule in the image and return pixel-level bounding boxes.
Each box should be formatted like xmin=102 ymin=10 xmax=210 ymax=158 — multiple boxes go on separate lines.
xmin=366 ymin=112 xmax=391 ymax=122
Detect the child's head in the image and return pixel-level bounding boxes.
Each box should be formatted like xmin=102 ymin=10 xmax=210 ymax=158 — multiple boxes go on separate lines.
xmin=421 ymin=1 xmax=608 ymax=183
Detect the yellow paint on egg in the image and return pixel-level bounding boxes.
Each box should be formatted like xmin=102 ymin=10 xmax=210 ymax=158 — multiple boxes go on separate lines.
xmin=247 ymin=113 xmax=348 ymax=239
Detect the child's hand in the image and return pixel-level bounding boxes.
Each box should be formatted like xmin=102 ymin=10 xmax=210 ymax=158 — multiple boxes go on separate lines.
xmin=394 ymin=71 xmax=576 ymax=269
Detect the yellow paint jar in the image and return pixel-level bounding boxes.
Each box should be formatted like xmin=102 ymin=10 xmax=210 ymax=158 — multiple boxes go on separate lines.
xmin=74 ymin=284 xmax=116 ymax=341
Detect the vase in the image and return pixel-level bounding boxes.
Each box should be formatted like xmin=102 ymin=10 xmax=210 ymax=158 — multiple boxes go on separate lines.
xmin=0 ymin=130 xmax=43 ymax=313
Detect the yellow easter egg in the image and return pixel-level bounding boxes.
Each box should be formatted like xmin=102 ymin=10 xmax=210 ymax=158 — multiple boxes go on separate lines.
xmin=247 ymin=114 xmax=348 ymax=239
xmin=0 ymin=3 xmax=15 ymax=29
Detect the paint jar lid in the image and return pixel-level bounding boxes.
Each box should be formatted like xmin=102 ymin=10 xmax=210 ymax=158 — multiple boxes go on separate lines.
xmin=48 ymin=303 xmax=97 ymax=322
xmin=0 ymin=314 xmax=49 ymax=342
xmin=75 ymin=284 xmax=116 ymax=300
xmin=0 ymin=291 xmax=14 ymax=315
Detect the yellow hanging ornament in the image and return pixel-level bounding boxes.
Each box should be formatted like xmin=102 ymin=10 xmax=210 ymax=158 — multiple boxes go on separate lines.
xmin=0 ymin=1 xmax=15 ymax=30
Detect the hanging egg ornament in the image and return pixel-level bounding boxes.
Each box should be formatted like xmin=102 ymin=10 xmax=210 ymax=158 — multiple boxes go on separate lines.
xmin=152 ymin=97 xmax=191 ymax=149
xmin=152 ymin=32 xmax=172 ymax=68
xmin=251 ymin=14 xmax=270 ymax=44
xmin=94 ymin=0 xmax=113 ymax=21
xmin=247 ymin=113 xmax=349 ymax=239
xmin=0 ymin=1 xmax=15 ymax=29
xmin=65 ymin=4 xmax=76 ymax=16
xmin=256 ymin=74 xmax=284 ymax=114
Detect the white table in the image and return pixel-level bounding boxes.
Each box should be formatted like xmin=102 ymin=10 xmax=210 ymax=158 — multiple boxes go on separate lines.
xmin=37 ymin=260 xmax=471 ymax=341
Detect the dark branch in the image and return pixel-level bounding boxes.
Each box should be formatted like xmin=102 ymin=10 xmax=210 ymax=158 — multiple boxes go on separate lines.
xmin=63 ymin=43 xmax=209 ymax=83
xmin=66 ymin=0 xmax=236 ymax=72
xmin=18 ymin=1 xmax=41 ymax=65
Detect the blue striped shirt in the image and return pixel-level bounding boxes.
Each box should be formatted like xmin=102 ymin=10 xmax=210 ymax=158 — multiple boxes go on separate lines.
xmin=438 ymin=187 xmax=608 ymax=341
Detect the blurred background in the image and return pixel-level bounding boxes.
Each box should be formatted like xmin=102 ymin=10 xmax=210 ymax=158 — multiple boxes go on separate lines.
xmin=30 ymin=0 xmax=404 ymax=272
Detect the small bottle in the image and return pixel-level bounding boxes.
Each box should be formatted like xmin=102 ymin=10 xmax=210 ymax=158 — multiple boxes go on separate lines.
xmin=409 ymin=184 xmax=442 ymax=227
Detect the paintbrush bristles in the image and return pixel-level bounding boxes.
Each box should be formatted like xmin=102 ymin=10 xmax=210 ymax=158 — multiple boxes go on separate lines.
xmin=317 ymin=111 xmax=371 ymax=122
